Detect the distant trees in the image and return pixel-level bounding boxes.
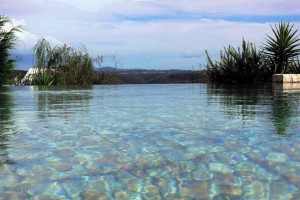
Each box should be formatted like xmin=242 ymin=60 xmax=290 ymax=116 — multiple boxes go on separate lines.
xmin=0 ymin=15 xmax=25 ymax=85
xmin=206 ymin=22 xmax=300 ymax=83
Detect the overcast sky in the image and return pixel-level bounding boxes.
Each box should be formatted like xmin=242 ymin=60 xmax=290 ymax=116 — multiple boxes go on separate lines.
xmin=1 ymin=0 xmax=300 ymax=70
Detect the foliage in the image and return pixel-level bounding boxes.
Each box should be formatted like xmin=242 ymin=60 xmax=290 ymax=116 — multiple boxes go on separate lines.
xmin=116 ymin=71 xmax=207 ymax=84
xmin=93 ymin=71 xmax=120 ymax=84
xmin=206 ymin=22 xmax=300 ymax=83
xmin=205 ymin=39 xmax=269 ymax=83
xmin=263 ymin=22 xmax=300 ymax=74
xmin=10 ymin=70 xmax=27 ymax=85
xmin=33 ymin=71 xmax=54 ymax=86
xmin=290 ymin=57 xmax=300 ymax=73
xmin=32 ymin=38 xmax=94 ymax=85
xmin=0 ymin=15 xmax=25 ymax=85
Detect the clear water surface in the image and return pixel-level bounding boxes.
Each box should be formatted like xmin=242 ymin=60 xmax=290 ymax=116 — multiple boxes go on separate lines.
xmin=0 ymin=84 xmax=300 ymax=199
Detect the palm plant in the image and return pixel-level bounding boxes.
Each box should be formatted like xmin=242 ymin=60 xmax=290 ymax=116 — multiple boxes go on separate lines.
xmin=263 ymin=22 xmax=300 ymax=74
xmin=0 ymin=15 xmax=25 ymax=85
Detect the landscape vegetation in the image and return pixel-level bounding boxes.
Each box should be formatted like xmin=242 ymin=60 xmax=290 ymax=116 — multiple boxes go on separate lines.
xmin=205 ymin=22 xmax=300 ymax=83
xmin=0 ymin=14 xmax=300 ymax=85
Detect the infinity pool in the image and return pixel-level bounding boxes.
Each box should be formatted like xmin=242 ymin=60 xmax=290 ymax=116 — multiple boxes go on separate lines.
xmin=0 ymin=84 xmax=300 ymax=199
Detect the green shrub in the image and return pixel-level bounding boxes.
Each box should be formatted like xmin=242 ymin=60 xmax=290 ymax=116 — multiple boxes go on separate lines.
xmin=289 ymin=57 xmax=300 ymax=73
xmin=93 ymin=71 xmax=120 ymax=84
xmin=205 ymin=39 xmax=269 ymax=83
xmin=0 ymin=15 xmax=25 ymax=85
xmin=33 ymin=71 xmax=54 ymax=86
xmin=33 ymin=39 xmax=94 ymax=85
xmin=206 ymin=22 xmax=300 ymax=83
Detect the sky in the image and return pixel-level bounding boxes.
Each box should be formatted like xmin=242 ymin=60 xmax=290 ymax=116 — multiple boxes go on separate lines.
xmin=1 ymin=0 xmax=300 ymax=70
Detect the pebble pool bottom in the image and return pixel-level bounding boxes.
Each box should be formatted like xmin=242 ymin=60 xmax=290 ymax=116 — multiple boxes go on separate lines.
xmin=0 ymin=84 xmax=300 ymax=199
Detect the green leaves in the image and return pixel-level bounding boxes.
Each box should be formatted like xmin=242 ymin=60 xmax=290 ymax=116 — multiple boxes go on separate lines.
xmin=33 ymin=71 xmax=54 ymax=86
xmin=33 ymin=39 xmax=94 ymax=85
xmin=205 ymin=39 xmax=268 ymax=83
xmin=263 ymin=22 xmax=300 ymax=74
xmin=0 ymin=15 xmax=25 ymax=85
xmin=206 ymin=22 xmax=300 ymax=83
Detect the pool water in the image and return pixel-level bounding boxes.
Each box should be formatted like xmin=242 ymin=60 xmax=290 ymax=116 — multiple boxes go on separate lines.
xmin=0 ymin=84 xmax=300 ymax=199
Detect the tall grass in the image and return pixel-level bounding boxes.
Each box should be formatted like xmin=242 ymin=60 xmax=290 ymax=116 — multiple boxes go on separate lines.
xmin=33 ymin=39 xmax=94 ymax=85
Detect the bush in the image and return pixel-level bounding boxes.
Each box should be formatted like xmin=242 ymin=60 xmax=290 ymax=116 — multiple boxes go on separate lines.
xmin=0 ymin=15 xmax=25 ymax=85
xmin=205 ymin=39 xmax=269 ymax=83
xmin=206 ymin=22 xmax=300 ymax=83
xmin=32 ymin=39 xmax=94 ymax=85
xmin=93 ymin=71 xmax=120 ymax=84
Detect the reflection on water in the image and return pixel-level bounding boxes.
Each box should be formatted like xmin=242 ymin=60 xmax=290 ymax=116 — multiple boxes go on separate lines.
xmin=32 ymin=86 xmax=93 ymax=120
xmin=271 ymin=85 xmax=300 ymax=136
xmin=207 ymin=83 xmax=300 ymax=136
xmin=0 ymin=87 xmax=15 ymax=165
xmin=207 ymin=84 xmax=268 ymax=121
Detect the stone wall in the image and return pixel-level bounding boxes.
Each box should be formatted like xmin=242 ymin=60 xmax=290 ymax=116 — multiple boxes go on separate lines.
xmin=272 ymin=83 xmax=300 ymax=91
xmin=272 ymin=74 xmax=300 ymax=83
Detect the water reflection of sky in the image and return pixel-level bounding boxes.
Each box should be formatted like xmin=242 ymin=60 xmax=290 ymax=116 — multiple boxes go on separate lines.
xmin=0 ymin=84 xmax=300 ymax=199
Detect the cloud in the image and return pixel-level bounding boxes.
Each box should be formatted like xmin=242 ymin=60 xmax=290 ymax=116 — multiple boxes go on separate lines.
xmin=141 ymin=0 xmax=300 ymax=16
xmin=1 ymin=0 xmax=300 ymax=70
xmin=49 ymin=0 xmax=117 ymax=12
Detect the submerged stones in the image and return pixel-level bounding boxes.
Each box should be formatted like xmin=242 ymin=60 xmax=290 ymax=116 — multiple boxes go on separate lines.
xmin=0 ymin=165 xmax=14 ymax=175
xmin=52 ymin=148 xmax=76 ymax=158
xmin=192 ymin=169 xmax=212 ymax=181
xmin=179 ymin=180 xmax=210 ymax=198
xmin=0 ymin=175 xmax=19 ymax=187
xmin=112 ymin=190 xmax=130 ymax=199
xmin=266 ymin=152 xmax=289 ymax=162
xmin=2 ymin=111 xmax=300 ymax=199
xmin=209 ymin=163 xmax=232 ymax=174
xmin=2 ymin=142 xmax=299 ymax=199
xmin=3 ymin=147 xmax=298 ymax=199
xmin=79 ymin=190 xmax=110 ymax=200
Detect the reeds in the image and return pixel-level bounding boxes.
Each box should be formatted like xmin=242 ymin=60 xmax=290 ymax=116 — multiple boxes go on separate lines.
xmin=33 ymin=39 xmax=94 ymax=85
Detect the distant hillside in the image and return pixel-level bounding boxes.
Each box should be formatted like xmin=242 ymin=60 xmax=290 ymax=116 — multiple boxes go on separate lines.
xmin=94 ymin=67 xmax=208 ymax=84
xmin=95 ymin=67 xmax=118 ymax=72
xmin=10 ymin=68 xmax=209 ymax=85
xmin=95 ymin=67 xmax=191 ymax=74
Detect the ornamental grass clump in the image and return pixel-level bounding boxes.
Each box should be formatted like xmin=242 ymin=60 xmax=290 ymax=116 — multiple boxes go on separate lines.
xmin=33 ymin=39 xmax=94 ymax=85
xmin=33 ymin=71 xmax=54 ymax=86
xmin=205 ymin=39 xmax=269 ymax=83
xmin=290 ymin=57 xmax=300 ymax=73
